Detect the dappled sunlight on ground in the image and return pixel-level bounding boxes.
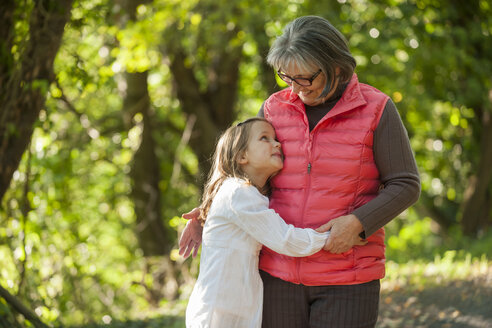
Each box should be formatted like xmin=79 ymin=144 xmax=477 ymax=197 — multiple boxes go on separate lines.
xmin=378 ymin=260 xmax=492 ymax=328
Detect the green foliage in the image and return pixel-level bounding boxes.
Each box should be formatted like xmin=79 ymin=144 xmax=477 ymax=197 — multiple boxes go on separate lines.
xmin=385 ymin=209 xmax=492 ymax=264
xmin=384 ymin=251 xmax=490 ymax=291
xmin=2 ymin=0 xmax=199 ymax=324
xmin=1 ymin=0 xmax=492 ymax=326
xmin=0 ymin=297 xmax=17 ymax=327
xmin=386 ymin=216 xmax=439 ymax=262
xmin=67 ymin=315 xmax=185 ymax=328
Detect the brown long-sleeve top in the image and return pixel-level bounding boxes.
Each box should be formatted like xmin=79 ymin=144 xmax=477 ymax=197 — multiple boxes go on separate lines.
xmin=258 ymin=86 xmax=421 ymax=238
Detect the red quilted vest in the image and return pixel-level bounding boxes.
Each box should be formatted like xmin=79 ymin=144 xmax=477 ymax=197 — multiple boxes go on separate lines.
xmin=259 ymin=74 xmax=389 ymax=285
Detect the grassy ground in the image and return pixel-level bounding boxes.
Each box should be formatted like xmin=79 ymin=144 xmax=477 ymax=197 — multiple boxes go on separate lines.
xmin=70 ymin=254 xmax=491 ymax=328
xmin=378 ymin=278 xmax=492 ymax=327
xmin=377 ymin=256 xmax=492 ymax=327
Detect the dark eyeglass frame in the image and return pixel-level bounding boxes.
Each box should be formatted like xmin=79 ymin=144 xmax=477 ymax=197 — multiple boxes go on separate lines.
xmin=277 ymin=69 xmax=322 ymax=87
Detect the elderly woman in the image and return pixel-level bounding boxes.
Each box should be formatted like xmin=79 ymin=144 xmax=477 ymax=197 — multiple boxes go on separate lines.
xmin=180 ymin=16 xmax=420 ymax=328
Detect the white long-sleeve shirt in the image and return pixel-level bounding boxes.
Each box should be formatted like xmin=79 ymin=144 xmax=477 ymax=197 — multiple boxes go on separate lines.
xmin=186 ymin=178 xmax=329 ymax=328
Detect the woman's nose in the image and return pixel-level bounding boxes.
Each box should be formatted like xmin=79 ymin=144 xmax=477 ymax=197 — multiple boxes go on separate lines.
xmin=291 ymin=82 xmax=304 ymax=94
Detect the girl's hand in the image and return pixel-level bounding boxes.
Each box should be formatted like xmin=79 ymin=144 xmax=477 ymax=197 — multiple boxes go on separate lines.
xmin=317 ymin=214 xmax=367 ymax=254
xmin=178 ymin=208 xmax=203 ymax=258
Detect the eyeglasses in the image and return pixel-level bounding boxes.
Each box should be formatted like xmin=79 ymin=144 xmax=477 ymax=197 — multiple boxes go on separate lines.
xmin=277 ymin=69 xmax=322 ymax=87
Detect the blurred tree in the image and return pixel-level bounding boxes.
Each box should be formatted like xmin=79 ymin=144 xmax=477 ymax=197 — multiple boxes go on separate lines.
xmin=392 ymin=0 xmax=492 ymax=236
xmin=157 ymin=0 xmax=290 ymax=180
xmin=329 ymin=0 xmax=491 ymax=237
xmin=159 ymin=0 xmax=245 ymax=179
xmin=0 ymin=0 xmax=73 ymax=201
xmin=0 ymin=0 xmax=73 ymax=325
xmin=120 ymin=0 xmax=170 ymax=258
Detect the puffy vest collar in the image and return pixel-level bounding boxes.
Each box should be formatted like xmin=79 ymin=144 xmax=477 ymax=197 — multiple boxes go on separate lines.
xmin=284 ymin=74 xmax=367 ymax=129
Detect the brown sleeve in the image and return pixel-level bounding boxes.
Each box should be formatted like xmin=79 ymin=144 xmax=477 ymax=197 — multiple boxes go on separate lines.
xmin=352 ymin=99 xmax=421 ymax=238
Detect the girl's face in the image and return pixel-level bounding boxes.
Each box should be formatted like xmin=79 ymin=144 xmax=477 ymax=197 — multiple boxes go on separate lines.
xmin=280 ymin=64 xmax=338 ymax=106
xmin=239 ymin=121 xmax=283 ymax=184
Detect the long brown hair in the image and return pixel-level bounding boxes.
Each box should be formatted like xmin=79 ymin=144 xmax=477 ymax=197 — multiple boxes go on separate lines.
xmin=198 ymin=117 xmax=271 ymax=223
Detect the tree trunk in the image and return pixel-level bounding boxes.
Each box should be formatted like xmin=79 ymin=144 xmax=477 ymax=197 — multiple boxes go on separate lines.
xmin=0 ymin=0 xmax=73 ymax=201
xmin=461 ymin=111 xmax=492 ymax=236
xmin=116 ymin=0 xmax=169 ymax=257
xmin=0 ymin=284 xmax=49 ymax=328
xmin=0 ymin=1 xmax=15 ymax=85
xmin=168 ymin=50 xmax=220 ymax=180
xmin=445 ymin=0 xmax=492 ymax=236
xmin=123 ymin=71 xmax=169 ymax=256
xmin=166 ymin=44 xmax=243 ymax=182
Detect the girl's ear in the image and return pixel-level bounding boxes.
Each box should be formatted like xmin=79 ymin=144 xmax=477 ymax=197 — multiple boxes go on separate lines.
xmin=237 ymin=151 xmax=248 ymax=165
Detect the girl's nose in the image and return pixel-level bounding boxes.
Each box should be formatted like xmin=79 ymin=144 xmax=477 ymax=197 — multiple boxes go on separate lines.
xmin=273 ymin=140 xmax=281 ymax=148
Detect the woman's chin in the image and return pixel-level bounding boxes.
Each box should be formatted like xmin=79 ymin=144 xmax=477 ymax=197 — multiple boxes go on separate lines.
xmin=299 ymin=95 xmax=316 ymax=106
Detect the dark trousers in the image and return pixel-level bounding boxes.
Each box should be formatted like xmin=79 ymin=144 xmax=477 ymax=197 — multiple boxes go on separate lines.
xmin=260 ymin=271 xmax=380 ymax=328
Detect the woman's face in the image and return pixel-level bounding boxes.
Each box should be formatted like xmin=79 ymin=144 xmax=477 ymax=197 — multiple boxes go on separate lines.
xmin=280 ymin=64 xmax=337 ymax=106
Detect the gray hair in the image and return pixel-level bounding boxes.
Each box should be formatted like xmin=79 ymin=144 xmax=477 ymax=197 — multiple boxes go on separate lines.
xmin=267 ymin=16 xmax=356 ymax=98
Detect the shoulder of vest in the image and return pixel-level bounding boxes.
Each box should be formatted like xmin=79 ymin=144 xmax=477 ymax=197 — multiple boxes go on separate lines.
xmin=264 ymin=88 xmax=301 ymax=116
xmin=268 ymin=88 xmax=291 ymax=101
xmin=355 ymin=81 xmax=389 ymax=101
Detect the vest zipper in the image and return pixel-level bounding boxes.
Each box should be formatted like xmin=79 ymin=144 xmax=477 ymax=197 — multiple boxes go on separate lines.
xmin=298 ymin=136 xmax=314 ymax=284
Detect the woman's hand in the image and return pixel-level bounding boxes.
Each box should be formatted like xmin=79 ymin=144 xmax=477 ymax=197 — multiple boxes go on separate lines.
xmin=178 ymin=208 xmax=203 ymax=258
xmin=316 ymin=214 xmax=367 ymax=254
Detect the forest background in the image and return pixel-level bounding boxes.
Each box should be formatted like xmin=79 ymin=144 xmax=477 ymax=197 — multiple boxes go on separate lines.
xmin=1 ymin=0 xmax=491 ymax=327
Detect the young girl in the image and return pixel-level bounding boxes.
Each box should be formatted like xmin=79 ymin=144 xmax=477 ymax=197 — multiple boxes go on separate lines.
xmin=185 ymin=117 xmax=330 ymax=328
